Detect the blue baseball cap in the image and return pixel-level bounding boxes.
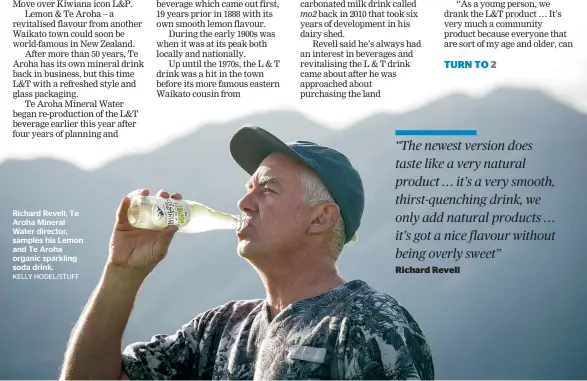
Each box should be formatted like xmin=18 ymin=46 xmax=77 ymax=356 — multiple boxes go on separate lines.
xmin=229 ymin=125 xmax=364 ymax=243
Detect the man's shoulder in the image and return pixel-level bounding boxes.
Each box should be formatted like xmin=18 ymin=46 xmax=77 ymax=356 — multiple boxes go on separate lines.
xmin=344 ymin=281 xmax=427 ymax=338
xmin=345 ymin=280 xmax=406 ymax=316
xmin=341 ymin=281 xmax=435 ymax=379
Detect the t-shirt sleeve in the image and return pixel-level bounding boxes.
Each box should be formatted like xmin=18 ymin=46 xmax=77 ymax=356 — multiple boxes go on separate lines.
xmin=121 ymin=313 xmax=208 ymax=380
xmin=338 ymin=294 xmax=435 ymax=380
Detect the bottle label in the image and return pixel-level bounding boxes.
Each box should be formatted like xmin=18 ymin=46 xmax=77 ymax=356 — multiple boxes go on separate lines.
xmin=152 ymin=198 xmax=192 ymax=229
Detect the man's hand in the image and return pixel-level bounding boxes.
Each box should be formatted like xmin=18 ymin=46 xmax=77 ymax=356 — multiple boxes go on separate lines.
xmin=61 ymin=189 xmax=183 ymax=380
xmin=108 ymin=189 xmax=181 ymax=276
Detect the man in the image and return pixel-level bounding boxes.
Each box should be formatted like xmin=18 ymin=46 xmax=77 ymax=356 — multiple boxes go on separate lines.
xmin=60 ymin=125 xmax=434 ymax=380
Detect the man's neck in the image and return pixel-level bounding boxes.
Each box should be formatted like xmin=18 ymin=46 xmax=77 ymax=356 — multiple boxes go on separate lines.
xmin=258 ymin=263 xmax=346 ymax=320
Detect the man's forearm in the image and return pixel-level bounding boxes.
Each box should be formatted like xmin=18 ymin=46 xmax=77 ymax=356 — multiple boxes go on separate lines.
xmin=60 ymin=264 xmax=145 ymax=380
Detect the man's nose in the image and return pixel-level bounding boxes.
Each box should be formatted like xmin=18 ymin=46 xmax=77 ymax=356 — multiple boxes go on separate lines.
xmin=237 ymin=190 xmax=258 ymax=214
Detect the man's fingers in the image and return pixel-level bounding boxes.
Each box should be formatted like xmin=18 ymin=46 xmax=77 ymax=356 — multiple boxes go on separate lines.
xmin=127 ymin=188 xmax=149 ymax=197
xmin=156 ymin=189 xmax=170 ymax=198
xmin=154 ymin=225 xmax=179 ymax=259
xmin=116 ymin=188 xmax=181 ymax=233
xmin=118 ymin=189 xmax=149 ymax=228
xmin=116 ymin=196 xmax=132 ymax=227
xmin=153 ymin=189 xmax=182 ymax=199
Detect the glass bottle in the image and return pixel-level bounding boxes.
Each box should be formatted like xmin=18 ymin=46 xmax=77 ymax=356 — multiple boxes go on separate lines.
xmin=127 ymin=195 xmax=242 ymax=233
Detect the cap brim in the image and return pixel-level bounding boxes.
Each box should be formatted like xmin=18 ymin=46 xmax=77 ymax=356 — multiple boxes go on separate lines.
xmin=230 ymin=125 xmax=301 ymax=175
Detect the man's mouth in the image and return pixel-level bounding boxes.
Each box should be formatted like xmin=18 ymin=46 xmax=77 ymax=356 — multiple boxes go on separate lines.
xmin=237 ymin=216 xmax=252 ymax=232
xmin=236 ymin=222 xmax=251 ymax=239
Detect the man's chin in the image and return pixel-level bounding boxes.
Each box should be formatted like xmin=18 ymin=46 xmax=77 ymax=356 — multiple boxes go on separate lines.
xmin=237 ymin=240 xmax=252 ymax=258
xmin=238 ymin=240 xmax=266 ymax=261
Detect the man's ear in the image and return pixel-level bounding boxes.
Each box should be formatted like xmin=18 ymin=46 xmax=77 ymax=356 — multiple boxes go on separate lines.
xmin=308 ymin=203 xmax=340 ymax=235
